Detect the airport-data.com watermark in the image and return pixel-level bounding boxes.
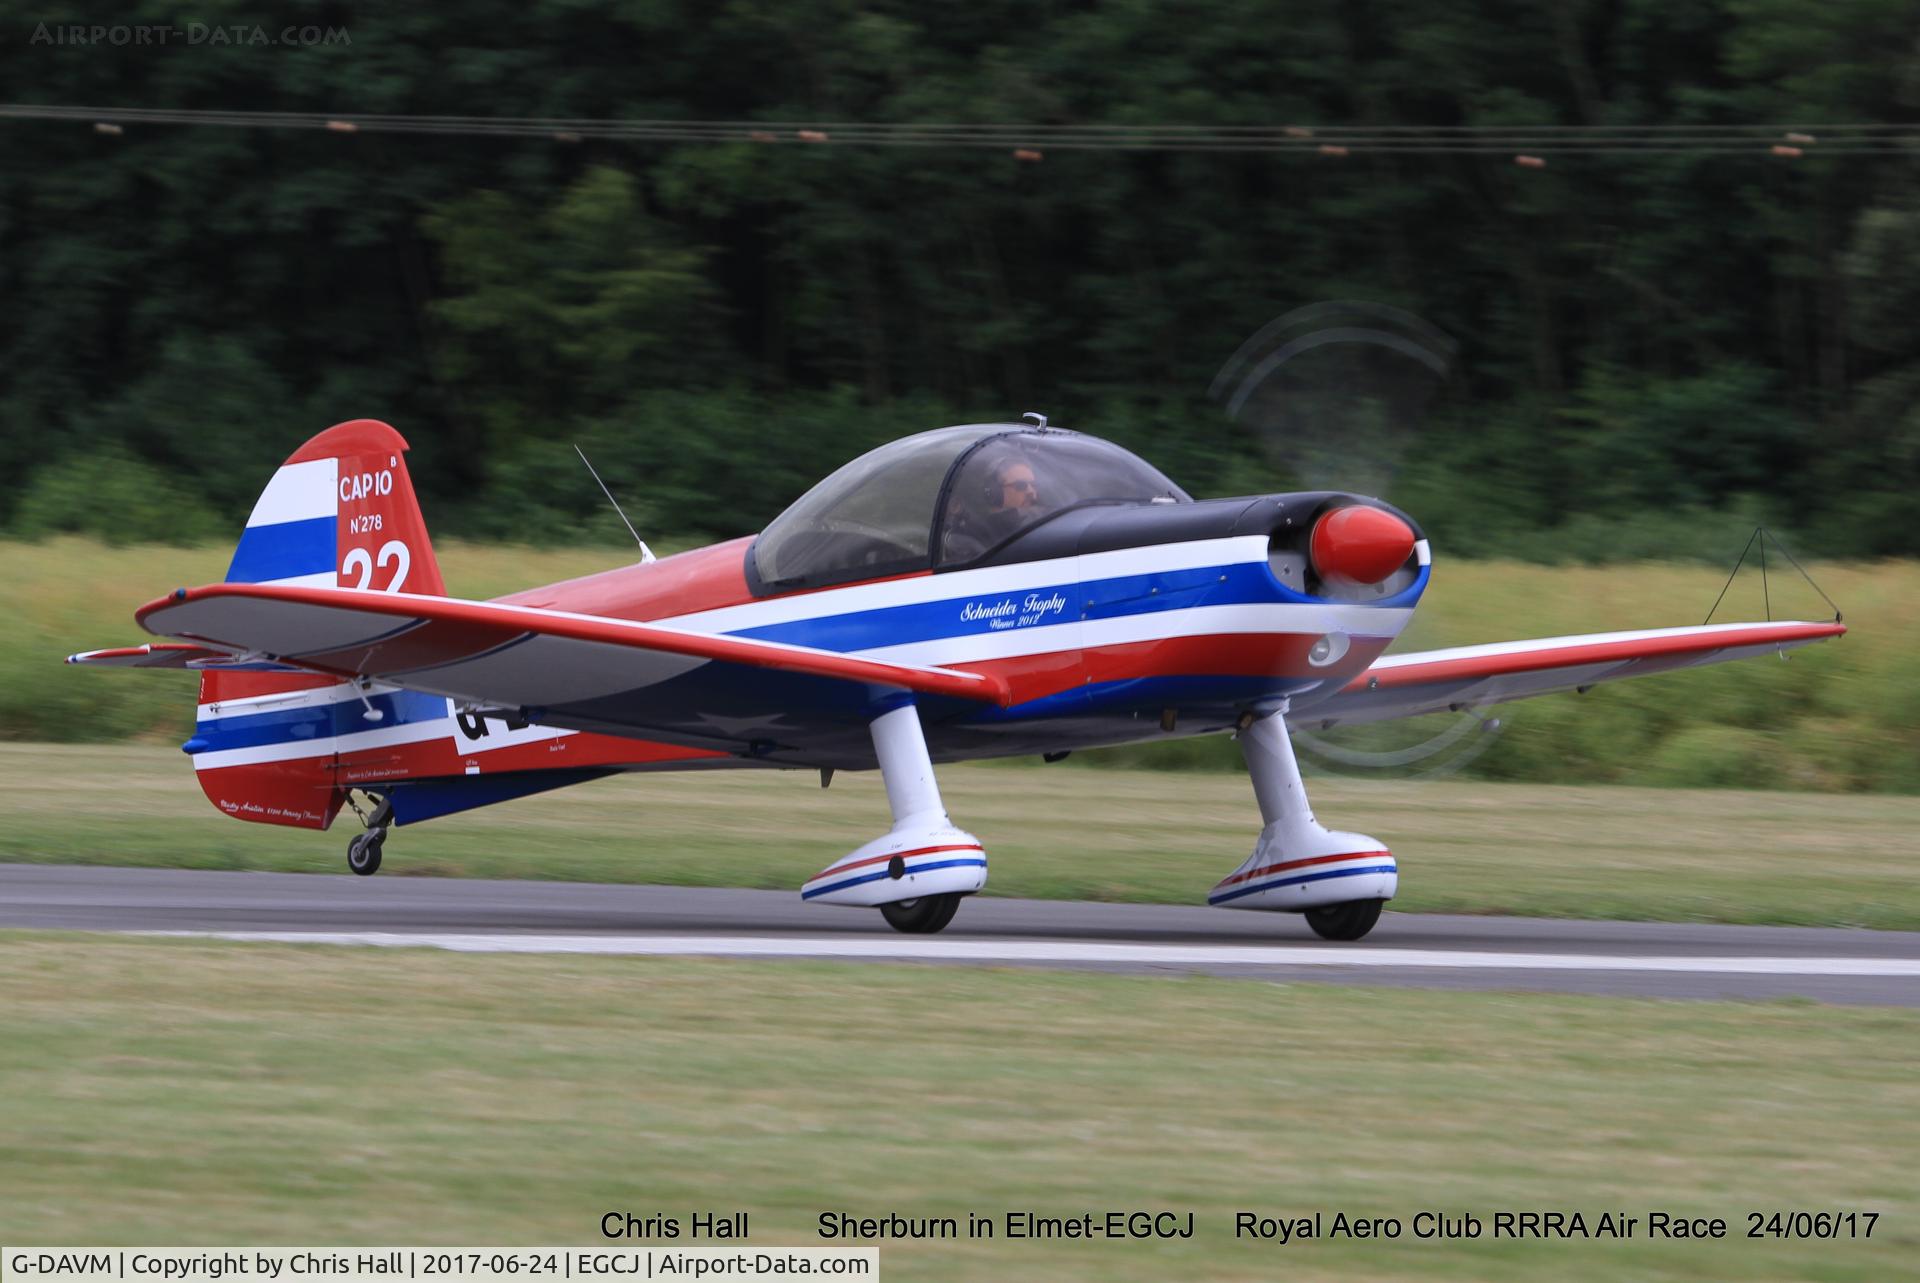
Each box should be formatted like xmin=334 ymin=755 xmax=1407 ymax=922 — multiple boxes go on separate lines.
xmin=28 ymin=22 xmax=350 ymax=47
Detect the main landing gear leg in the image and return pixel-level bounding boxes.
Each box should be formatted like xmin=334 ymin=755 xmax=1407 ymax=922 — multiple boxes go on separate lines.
xmin=801 ymin=699 xmax=986 ymax=934
xmin=346 ymin=791 xmax=392 ymax=877
xmin=1209 ymin=704 xmax=1396 ymax=941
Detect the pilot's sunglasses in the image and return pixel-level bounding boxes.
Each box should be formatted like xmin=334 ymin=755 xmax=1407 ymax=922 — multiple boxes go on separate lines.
xmin=1003 ymin=478 xmax=1037 ymax=493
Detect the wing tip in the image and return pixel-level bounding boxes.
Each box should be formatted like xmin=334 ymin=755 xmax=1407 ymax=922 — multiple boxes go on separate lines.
xmin=1346 ymin=617 xmax=1850 ymax=694
xmin=134 ymin=584 xmax=211 ymax=631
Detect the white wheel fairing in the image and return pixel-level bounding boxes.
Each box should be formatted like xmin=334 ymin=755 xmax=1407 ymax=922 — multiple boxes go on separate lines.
xmin=802 ymin=824 xmax=987 ymax=906
xmin=1211 ymin=706 xmax=1397 ymax=912
xmin=803 ymin=701 xmax=989 ymax=906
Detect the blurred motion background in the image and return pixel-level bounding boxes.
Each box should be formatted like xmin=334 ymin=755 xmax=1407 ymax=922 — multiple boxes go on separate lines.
xmin=3 ymin=0 xmax=1917 ymax=788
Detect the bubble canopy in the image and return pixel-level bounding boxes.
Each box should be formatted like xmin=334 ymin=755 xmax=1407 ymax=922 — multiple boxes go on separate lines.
xmin=751 ymin=424 xmax=1190 ymax=590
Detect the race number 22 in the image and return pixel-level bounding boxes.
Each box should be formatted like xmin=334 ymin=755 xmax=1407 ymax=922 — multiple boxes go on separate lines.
xmin=343 ymin=539 xmax=410 ymax=592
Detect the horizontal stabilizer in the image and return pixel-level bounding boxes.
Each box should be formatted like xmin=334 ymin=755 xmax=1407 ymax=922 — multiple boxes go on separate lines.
xmin=68 ymin=642 xmax=235 ymax=669
xmin=1318 ymin=619 xmax=1845 ymax=725
xmin=67 ymin=642 xmax=308 ymax=673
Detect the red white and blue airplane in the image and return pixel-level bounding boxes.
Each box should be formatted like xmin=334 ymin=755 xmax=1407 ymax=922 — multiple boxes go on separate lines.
xmin=71 ymin=416 xmax=1844 ymax=940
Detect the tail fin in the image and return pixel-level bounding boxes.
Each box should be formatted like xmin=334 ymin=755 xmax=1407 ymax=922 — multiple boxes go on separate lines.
xmin=193 ymin=420 xmax=444 ymax=829
xmin=225 ymin=418 xmax=445 ymax=595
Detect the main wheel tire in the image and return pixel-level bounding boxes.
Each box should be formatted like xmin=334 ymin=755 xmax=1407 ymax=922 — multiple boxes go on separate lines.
xmin=880 ymin=893 xmax=961 ymax=934
xmin=347 ymin=831 xmax=384 ymax=877
xmin=1304 ymin=898 xmax=1383 ymax=941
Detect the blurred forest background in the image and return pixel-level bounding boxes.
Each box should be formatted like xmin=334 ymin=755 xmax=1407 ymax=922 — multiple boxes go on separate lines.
xmin=3 ymin=0 xmax=1918 ymax=557
xmin=4 ymin=1 xmax=1918 ymax=787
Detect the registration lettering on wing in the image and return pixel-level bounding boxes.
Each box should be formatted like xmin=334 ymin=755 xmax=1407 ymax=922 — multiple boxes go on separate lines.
xmin=449 ymin=700 xmax=575 ymax=763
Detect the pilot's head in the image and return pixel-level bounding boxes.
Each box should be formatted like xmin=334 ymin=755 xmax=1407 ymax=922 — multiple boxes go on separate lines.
xmin=991 ymin=457 xmax=1039 ymax=512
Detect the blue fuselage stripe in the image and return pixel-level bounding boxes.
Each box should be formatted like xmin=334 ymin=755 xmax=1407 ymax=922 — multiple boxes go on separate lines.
xmin=729 ymin=559 xmax=1422 ymax=653
xmin=189 ymin=690 xmax=449 ymax=752
xmin=728 ymin=561 xmax=1268 ymax=651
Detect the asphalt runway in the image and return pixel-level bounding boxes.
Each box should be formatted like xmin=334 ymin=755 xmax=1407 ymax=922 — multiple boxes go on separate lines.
xmin=4 ymin=862 xmax=1917 ymax=1005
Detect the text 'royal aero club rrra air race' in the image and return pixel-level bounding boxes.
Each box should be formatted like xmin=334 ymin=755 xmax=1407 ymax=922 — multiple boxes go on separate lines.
xmin=70 ymin=411 xmax=1843 ymax=942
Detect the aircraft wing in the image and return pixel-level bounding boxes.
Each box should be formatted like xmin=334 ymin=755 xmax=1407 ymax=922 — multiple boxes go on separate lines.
xmin=1306 ymin=620 xmax=1845 ymax=726
xmin=133 ymin=583 xmax=1012 ymax=733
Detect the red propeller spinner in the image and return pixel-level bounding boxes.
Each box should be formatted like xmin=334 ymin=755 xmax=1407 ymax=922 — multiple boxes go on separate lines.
xmin=1309 ymin=505 xmax=1417 ymax=585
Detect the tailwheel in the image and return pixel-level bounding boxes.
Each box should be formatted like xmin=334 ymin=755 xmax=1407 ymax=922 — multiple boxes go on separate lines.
xmin=345 ymin=790 xmax=391 ymax=876
xmin=880 ymin=893 xmax=962 ymax=934
xmin=1305 ymin=898 xmax=1383 ymax=941
xmin=346 ymin=829 xmax=385 ymax=876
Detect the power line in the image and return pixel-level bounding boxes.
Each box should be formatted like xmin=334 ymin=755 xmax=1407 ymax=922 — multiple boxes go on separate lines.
xmin=4 ymin=103 xmax=1917 ymax=158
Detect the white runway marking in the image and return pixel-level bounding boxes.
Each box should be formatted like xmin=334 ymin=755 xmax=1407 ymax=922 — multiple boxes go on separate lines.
xmin=140 ymin=931 xmax=1920 ymax=977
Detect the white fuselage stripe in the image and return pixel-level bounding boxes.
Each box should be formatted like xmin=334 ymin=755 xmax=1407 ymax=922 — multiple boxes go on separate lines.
xmin=659 ymin=535 xmax=1275 ymax=633
xmin=192 ymin=711 xmax=454 ymax=771
xmin=200 ymin=683 xmax=359 ymax=719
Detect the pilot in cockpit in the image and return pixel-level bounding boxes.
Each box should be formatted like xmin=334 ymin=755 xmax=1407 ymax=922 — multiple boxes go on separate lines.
xmin=990 ymin=455 xmax=1040 ymax=518
xmin=942 ymin=448 xmax=1047 ymax=563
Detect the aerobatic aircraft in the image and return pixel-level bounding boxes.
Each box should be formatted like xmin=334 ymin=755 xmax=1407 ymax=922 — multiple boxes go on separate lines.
xmin=71 ymin=416 xmax=1843 ymax=940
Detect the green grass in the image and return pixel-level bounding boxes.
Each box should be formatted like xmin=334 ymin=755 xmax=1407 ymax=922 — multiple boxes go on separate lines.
xmin=4 ymin=743 xmax=1917 ymax=930
xmin=6 ymin=537 xmax=1916 ymax=790
xmin=1 ymin=936 xmax=1915 ymax=1280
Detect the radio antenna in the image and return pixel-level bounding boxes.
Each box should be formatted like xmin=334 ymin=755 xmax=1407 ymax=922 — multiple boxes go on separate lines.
xmin=574 ymin=444 xmax=655 ymax=563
